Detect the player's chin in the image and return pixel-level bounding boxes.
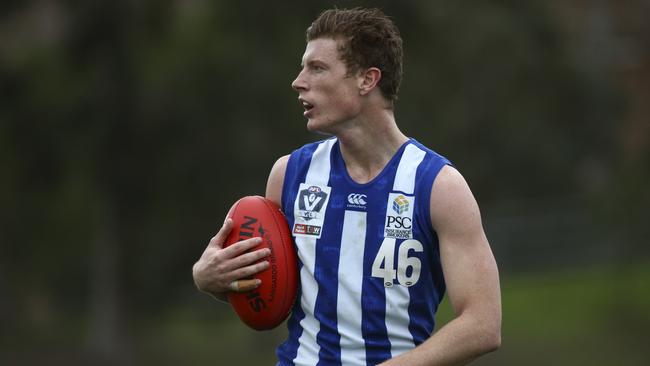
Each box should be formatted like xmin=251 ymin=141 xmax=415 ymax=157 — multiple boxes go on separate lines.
xmin=306 ymin=120 xmax=334 ymax=136
xmin=305 ymin=119 xmax=321 ymax=132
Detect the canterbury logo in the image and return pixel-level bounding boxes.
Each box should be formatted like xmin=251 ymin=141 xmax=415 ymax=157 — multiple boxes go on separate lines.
xmin=347 ymin=193 xmax=367 ymax=206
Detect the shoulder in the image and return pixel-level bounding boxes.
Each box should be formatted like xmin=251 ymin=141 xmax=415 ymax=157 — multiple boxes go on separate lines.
xmin=408 ymin=139 xmax=452 ymax=169
xmin=265 ymin=155 xmax=290 ymax=206
xmin=265 ymin=138 xmax=336 ymax=208
xmin=269 ymin=154 xmax=290 ymax=175
xmin=429 ymin=165 xmax=482 ymax=236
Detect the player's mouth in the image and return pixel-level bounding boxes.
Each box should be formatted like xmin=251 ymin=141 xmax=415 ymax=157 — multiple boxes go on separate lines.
xmin=299 ymin=98 xmax=315 ymax=117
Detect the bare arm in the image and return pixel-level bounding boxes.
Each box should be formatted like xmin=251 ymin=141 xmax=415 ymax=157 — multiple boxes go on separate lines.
xmin=191 ymin=155 xmax=289 ymax=302
xmin=265 ymin=155 xmax=289 ymax=206
xmin=380 ymin=165 xmax=501 ymax=365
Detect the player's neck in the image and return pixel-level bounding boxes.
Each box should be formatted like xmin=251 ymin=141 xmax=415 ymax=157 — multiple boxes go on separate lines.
xmin=336 ymin=111 xmax=408 ymax=184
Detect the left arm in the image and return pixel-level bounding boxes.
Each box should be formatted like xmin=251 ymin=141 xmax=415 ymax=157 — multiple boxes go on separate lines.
xmin=380 ymin=165 xmax=501 ymax=365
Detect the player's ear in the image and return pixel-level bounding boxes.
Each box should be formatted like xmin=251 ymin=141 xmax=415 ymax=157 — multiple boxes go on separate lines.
xmin=358 ymin=67 xmax=381 ymax=95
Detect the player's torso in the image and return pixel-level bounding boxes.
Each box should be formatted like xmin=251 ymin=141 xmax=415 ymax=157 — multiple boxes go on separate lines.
xmin=278 ymin=138 xmax=449 ymax=366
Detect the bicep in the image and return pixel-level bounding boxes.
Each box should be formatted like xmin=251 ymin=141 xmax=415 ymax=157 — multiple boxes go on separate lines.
xmin=265 ymin=155 xmax=290 ymax=207
xmin=430 ymin=166 xmax=501 ymax=320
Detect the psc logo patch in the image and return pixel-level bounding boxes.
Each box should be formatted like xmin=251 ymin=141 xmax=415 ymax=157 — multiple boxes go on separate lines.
xmin=384 ymin=193 xmax=414 ymax=239
xmin=392 ymin=194 xmax=410 ymax=215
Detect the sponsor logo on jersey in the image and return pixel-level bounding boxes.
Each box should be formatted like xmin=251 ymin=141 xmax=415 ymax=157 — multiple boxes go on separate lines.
xmin=346 ymin=193 xmax=367 ymax=209
xmin=392 ymin=194 xmax=409 ymax=214
xmin=293 ymin=183 xmax=331 ymax=239
xmin=297 ymin=185 xmax=328 ymax=220
xmin=384 ymin=193 xmax=414 ymax=239
xmin=293 ymin=223 xmax=322 ymax=236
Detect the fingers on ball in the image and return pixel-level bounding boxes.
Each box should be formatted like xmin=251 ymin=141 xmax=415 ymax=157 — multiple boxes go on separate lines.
xmin=224 ymin=237 xmax=263 ymax=257
xmin=231 ymin=261 xmax=269 ymax=280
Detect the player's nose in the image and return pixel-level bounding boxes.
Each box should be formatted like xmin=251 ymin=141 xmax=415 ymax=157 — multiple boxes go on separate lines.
xmin=292 ymin=70 xmax=308 ymax=91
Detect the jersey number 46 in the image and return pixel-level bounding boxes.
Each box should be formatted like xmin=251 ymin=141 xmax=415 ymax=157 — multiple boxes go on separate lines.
xmin=371 ymin=238 xmax=423 ymax=287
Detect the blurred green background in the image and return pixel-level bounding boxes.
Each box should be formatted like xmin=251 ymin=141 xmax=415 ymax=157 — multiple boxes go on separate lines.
xmin=1 ymin=0 xmax=648 ymax=365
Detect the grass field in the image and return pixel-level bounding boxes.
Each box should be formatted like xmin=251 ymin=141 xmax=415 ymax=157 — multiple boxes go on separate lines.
xmin=139 ymin=261 xmax=649 ymax=365
xmin=7 ymin=262 xmax=646 ymax=365
xmin=436 ymin=262 xmax=650 ymax=365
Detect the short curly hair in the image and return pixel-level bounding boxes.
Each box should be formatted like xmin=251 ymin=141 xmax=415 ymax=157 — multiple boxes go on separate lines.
xmin=306 ymin=8 xmax=403 ymax=105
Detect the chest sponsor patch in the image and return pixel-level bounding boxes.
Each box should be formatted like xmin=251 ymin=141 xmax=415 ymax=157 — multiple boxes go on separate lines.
xmin=293 ymin=183 xmax=331 ymax=239
xmin=346 ymin=193 xmax=367 ymax=210
xmin=384 ymin=193 xmax=415 ymax=239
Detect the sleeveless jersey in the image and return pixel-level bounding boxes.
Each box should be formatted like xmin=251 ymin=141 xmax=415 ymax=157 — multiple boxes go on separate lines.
xmin=276 ymin=137 xmax=451 ymax=366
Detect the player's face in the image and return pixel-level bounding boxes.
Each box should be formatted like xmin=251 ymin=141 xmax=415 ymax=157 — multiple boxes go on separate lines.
xmin=292 ymin=38 xmax=362 ymax=134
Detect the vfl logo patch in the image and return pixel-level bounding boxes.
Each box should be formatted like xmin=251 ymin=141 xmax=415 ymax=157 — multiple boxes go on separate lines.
xmin=297 ymin=185 xmax=328 ymax=220
xmin=293 ymin=183 xmax=331 ymax=239
xmin=384 ymin=193 xmax=414 ymax=239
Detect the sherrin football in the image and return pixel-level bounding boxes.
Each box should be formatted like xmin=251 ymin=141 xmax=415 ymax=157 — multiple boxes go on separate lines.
xmin=224 ymin=196 xmax=298 ymax=330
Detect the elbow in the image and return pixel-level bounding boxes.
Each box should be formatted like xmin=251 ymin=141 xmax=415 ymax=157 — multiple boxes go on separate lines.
xmin=485 ymin=329 xmax=501 ymax=353
xmin=478 ymin=304 xmax=502 ymax=353
xmin=458 ymin=311 xmax=502 ymax=356
xmin=467 ymin=312 xmax=501 ymax=355
xmin=481 ymin=322 xmax=501 ymax=353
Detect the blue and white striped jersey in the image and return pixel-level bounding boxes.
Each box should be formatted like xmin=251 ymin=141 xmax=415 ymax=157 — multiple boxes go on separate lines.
xmin=277 ymin=137 xmax=451 ymax=366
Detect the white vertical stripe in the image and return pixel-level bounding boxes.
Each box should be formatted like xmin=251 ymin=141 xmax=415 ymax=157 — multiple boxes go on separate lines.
xmin=393 ymin=144 xmax=426 ymax=194
xmin=337 ymin=210 xmax=367 ymax=366
xmin=293 ymin=139 xmax=336 ymax=366
xmin=305 ymin=138 xmax=336 ymax=185
xmin=385 ymin=286 xmax=415 ymax=356
xmin=292 ymin=246 xmax=321 ymax=366
xmin=385 ymin=142 xmax=425 ymax=357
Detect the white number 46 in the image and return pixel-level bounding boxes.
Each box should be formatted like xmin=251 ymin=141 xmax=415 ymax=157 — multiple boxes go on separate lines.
xmin=371 ymin=238 xmax=423 ymax=287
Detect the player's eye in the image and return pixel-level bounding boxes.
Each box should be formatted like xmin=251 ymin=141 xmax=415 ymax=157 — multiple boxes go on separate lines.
xmin=311 ymin=64 xmax=326 ymax=72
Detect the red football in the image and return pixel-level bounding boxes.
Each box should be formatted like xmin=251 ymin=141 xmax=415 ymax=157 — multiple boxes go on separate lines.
xmin=224 ymin=196 xmax=298 ymax=330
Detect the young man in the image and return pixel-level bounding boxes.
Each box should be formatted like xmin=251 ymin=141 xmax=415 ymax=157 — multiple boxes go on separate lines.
xmin=193 ymin=8 xmax=501 ymax=366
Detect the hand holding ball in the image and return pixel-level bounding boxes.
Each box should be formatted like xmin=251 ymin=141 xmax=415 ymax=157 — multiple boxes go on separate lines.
xmin=223 ymin=196 xmax=298 ymax=330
